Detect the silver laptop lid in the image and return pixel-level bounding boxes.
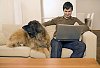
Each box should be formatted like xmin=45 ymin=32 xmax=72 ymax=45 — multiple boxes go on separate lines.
xmin=56 ymin=24 xmax=84 ymax=41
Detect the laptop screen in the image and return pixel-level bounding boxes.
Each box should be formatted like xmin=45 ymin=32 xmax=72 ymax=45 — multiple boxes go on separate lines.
xmin=56 ymin=24 xmax=84 ymax=41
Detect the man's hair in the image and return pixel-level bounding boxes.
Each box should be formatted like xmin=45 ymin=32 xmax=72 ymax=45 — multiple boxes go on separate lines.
xmin=63 ymin=2 xmax=73 ymax=11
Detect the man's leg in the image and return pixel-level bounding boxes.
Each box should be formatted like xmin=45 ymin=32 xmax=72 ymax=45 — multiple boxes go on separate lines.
xmin=63 ymin=41 xmax=86 ymax=58
xmin=50 ymin=38 xmax=62 ymax=58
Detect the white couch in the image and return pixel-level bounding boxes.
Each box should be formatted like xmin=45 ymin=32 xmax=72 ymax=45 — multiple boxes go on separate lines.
xmin=0 ymin=24 xmax=97 ymax=59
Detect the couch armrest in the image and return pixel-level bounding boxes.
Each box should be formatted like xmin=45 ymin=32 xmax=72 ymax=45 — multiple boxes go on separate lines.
xmin=82 ymin=31 xmax=97 ymax=59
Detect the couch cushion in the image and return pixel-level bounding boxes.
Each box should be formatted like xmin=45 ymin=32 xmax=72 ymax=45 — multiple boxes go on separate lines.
xmin=45 ymin=25 xmax=56 ymax=40
xmin=0 ymin=46 xmax=31 ymax=57
xmin=2 ymin=24 xmax=22 ymax=39
xmin=30 ymin=50 xmax=46 ymax=58
xmin=0 ymin=33 xmax=6 ymax=45
xmin=30 ymin=48 xmax=72 ymax=58
xmin=61 ymin=48 xmax=73 ymax=58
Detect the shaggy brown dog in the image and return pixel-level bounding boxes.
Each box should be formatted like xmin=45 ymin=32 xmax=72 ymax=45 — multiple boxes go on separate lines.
xmin=6 ymin=20 xmax=50 ymax=58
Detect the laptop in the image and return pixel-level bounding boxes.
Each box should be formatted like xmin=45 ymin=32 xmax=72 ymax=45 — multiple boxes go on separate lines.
xmin=56 ymin=24 xmax=85 ymax=41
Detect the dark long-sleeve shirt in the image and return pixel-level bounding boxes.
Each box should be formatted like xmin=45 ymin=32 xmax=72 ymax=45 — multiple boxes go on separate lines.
xmin=42 ymin=16 xmax=89 ymax=37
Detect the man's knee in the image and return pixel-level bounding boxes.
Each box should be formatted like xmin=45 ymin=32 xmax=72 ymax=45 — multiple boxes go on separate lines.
xmin=78 ymin=41 xmax=86 ymax=51
xmin=51 ymin=38 xmax=60 ymax=47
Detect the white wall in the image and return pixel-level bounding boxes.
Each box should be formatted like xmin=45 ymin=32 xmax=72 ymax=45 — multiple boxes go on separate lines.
xmin=42 ymin=0 xmax=76 ymax=22
xmin=0 ymin=0 xmax=42 ymax=31
xmin=13 ymin=0 xmax=22 ymax=25
xmin=76 ymin=0 xmax=100 ymax=30
xmin=0 ymin=0 xmax=76 ymax=30
xmin=21 ymin=0 xmax=42 ymax=25
xmin=0 ymin=0 xmax=14 ymax=31
xmin=0 ymin=0 xmax=14 ymax=24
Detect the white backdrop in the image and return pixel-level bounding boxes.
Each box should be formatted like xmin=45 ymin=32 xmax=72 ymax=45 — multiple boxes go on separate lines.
xmin=0 ymin=0 xmax=76 ymax=30
xmin=42 ymin=0 xmax=76 ymax=22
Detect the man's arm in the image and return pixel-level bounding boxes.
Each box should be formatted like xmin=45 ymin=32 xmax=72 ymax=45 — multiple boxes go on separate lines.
xmin=42 ymin=17 xmax=60 ymax=27
xmin=75 ymin=17 xmax=90 ymax=32
xmin=42 ymin=20 xmax=55 ymax=27
xmin=75 ymin=17 xmax=85 ymax=25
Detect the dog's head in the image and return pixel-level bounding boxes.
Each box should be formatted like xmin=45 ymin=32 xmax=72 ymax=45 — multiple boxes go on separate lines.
xmin=22 ymin=20 xmax=44 ymax=38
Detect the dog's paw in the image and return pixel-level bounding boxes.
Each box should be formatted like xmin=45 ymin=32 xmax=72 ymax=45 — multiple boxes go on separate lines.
xmin=46 ymin=54 xmax=50 ymax=58
xmin=45 ymin=52 xmax=50 ymax=58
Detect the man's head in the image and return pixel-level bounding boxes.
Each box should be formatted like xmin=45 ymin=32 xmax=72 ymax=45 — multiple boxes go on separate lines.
xmin=63 ymin=2 xmax=73 ymax=18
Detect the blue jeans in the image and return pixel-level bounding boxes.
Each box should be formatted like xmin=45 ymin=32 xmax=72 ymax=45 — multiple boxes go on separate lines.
xmin=50 ymin=38 xmax=86 ymax=58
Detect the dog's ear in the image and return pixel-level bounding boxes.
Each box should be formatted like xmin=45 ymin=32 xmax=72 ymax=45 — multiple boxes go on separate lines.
xmin=28 ymin=21 xmax=33 ymax=26
xmin=22 ymin=25 xmax=30 ymax=32
xmin=28 ymin=20 xmax=38 ymax=26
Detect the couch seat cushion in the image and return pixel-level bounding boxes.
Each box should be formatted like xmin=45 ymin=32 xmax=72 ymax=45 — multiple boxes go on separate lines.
xmin=0 ymin=46 xmax=31 ymax=57
xmin=0 ymin=33 xmax=6 ymax=45
xmin=30 ymin=48 xmax=72 ymax=58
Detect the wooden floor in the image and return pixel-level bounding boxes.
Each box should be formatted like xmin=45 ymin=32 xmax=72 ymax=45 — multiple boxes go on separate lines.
xmin=0 ymin=58 xmax=100 ymax=68
xmin=92 ymin=30 xmax=100 ymax=64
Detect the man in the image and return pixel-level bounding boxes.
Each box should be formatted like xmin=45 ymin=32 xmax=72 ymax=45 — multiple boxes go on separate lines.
xmin=42 ymin=2 xmax=89 ymax=58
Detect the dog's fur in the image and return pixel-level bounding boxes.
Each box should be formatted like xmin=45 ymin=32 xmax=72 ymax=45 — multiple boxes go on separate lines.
xmin=6 ymin=20 xmax=50 ymax=58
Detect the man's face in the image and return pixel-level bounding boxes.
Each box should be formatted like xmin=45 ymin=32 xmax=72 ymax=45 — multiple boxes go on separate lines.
xmin=63 ymin=8 xmax=72 ymax=18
